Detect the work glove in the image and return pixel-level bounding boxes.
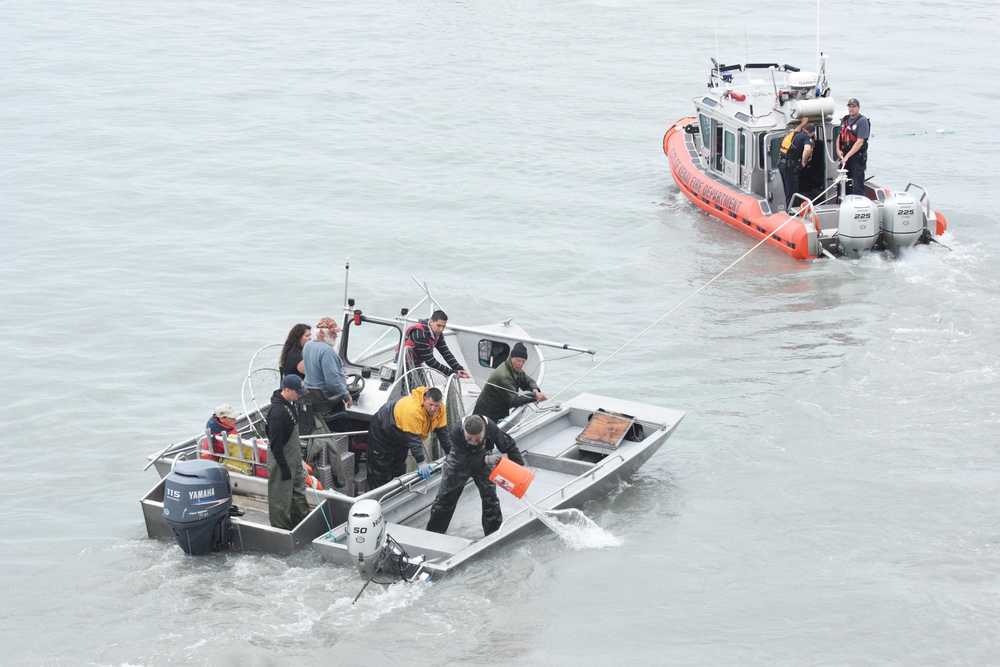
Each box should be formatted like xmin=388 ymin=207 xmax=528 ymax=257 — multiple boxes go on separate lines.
xmin=417 ymin=463 xmax=432 ymax=481
xmin=280 ymin=464 xmax=292 ymax=481
xmin=484 ymin=454 xmax=502 ymax=470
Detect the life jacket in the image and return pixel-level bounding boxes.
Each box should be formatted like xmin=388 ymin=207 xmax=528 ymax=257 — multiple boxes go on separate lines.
xmin=839 ymin=115 xmax=864 ymax=153
xmin=779 ymin=129 xmax=797 ymax=156
xmin=403 ymin=320 xmax=438 ymax=351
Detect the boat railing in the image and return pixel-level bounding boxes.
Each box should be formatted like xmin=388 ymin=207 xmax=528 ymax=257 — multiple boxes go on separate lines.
xmin=384 ymin=365 xmax=451 ymax=400
xmin=242 ymin=343 xmax=282 ymax=437
xmin=443 ymin=372 xmax=465 ymax=422
xmin=788 ymin=193 xmax=822 ymax=232
xmin=904 ymin=182 xmax=931 ymax=218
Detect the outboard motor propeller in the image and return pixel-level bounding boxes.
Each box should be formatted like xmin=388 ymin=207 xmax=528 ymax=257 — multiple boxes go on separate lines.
xmin=837 ymin=195 xmax=879 ymax=258
xmin=880 ymin=192 xmax=924 ymax=253
xmin=163 ymin=460 xmax=234 ymax=555
xmin=347 ymin=499 xmax=425 ymax=581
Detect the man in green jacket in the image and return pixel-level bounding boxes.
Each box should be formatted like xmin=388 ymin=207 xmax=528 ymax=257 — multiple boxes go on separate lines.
xmin=472 ymin=342 xmax=547 ymax=423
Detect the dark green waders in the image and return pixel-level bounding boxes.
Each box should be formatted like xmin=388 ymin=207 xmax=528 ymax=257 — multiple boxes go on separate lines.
xmin=267 ymin=424 xmax=310 ymax=529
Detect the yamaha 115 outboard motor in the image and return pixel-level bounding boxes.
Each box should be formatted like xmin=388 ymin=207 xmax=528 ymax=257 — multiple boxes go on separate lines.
xmin=347 ymin=499 xmax=425 ymax=581
xmin=163 ymin=460 xmax=234 ymax=555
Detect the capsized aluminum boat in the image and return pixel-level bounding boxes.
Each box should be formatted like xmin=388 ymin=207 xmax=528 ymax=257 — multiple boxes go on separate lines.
xmin=663 ymin=57 xmax=950 ymax=260
xmin=140 ymin=285 xmax=684 ymax=575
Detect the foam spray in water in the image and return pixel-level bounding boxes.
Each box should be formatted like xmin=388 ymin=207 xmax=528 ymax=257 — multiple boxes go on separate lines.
xmin=520 ymin=498 xmax=622 ymax=550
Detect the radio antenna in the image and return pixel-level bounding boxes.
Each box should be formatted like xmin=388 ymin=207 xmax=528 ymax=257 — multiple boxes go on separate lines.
xmin=815 ymin=0 xmax=821 ymax=72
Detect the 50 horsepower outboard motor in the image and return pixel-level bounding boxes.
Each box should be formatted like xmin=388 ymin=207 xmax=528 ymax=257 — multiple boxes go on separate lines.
xmin=347 ymin=499 xmax=425 ymax=581
xmin=163 ymin=460 xmax=233 ymax=555
xmin=837 ymin=195 xmax=879 ymax=258
xmin=880 ymin=192 xmax=924 ymax=253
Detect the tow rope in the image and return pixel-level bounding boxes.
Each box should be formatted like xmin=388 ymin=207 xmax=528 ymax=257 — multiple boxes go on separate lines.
xmin=547 ymin=214 xmax=803 ymax=402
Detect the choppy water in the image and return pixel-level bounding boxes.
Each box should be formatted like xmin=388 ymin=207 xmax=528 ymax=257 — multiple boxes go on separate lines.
xmin=3 ymin=1 xmax=999 ymax=664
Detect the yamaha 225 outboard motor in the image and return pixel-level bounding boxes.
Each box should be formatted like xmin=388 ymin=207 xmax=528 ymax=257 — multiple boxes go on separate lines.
xmin=837 ymin=195 xmax=880 ymax=258
xmin=880 ymin=192 xmax=924 ymax=253
xmin=163 ymin=460 xmax=234 ymax=555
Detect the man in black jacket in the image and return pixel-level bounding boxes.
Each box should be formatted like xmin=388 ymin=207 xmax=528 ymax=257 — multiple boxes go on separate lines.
xmin=426 ymin=414 xmax=525 ymax=536
xmin=779 ymin=121 xmax=816 ymax=208
xmin=266 ymin=374 xmax=309 ymax=529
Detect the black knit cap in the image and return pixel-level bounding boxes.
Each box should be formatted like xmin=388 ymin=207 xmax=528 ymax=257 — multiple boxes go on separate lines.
xmin=510 ymin=342 xmax=528 ymax=359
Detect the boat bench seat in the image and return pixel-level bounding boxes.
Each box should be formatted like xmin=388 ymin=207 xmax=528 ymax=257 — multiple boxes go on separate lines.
xmin=387 ymin=522 xmax=473 ymax=560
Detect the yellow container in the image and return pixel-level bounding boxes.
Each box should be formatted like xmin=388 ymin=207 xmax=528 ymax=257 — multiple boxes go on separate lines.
xmin=223 ymin=434 xmax=255 ymax=475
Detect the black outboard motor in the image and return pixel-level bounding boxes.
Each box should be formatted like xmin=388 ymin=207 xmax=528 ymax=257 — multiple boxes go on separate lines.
xmin=163 ymin=460 xmax=234 ymax=555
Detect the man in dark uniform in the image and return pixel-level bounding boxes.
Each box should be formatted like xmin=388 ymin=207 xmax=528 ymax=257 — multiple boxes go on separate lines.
xmin=473 ymin=342 xmax=546 ymax=423
xmin=778 ymin=121 xmax=816 ymax=209
xmin=266 ymin=374 xmax=309 ymax=529
xmin=836 ymin=98 xmax=871 ymax=196
xmin=426 ymin=414 xmax=526 ymax=537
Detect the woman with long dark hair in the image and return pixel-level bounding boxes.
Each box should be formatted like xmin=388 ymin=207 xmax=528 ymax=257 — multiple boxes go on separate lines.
xmin=279 ymin=323 xmax=312 ymax=378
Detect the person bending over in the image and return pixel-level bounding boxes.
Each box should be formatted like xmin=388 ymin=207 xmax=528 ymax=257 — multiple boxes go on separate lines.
xmin=426 ymin=414 xmax=525 ymax=537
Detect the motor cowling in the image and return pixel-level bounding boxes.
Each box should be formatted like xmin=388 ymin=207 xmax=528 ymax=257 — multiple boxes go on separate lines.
xmin=837 ymin=195 xmax=879 ymax=258
xmin=347 ymin=499 xmax=388 ymax=577
xmin=163 ymin=460 xmax=233 ymax=555
xmin=880 ymin=192 xmax=924 ymax=253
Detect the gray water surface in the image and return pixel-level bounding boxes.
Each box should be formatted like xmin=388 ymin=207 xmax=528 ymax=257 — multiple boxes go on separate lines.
xmin=3 ymin=1 xmax=999 ymax=665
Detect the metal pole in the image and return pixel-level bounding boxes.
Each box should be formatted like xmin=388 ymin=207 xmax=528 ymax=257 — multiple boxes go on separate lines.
xmin=393 ymin=318 xmax=596 ymax=355
xmin=343 ymin=258 xmax=351 ymax=309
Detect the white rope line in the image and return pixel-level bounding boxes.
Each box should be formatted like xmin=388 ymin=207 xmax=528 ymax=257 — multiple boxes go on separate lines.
xmin=548 ymin=213 xmax=803 ymax=402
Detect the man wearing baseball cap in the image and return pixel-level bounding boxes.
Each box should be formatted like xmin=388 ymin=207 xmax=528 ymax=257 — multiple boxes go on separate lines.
xmin=472 ymin=342 xmax=547 ymax=423
xmin=266 ymin=374 xmax=309 ymax=529
xmin=836 ymin=98 xmax=871 ymax=196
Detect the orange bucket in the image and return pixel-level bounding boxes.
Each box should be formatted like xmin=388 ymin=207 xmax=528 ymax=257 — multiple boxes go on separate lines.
xmin=488 ymin=457 xmax=535 ymax=499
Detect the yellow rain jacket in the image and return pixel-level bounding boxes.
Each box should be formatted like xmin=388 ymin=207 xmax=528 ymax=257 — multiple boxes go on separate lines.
xmin=392 ymin=385 xmax=448 ymax=437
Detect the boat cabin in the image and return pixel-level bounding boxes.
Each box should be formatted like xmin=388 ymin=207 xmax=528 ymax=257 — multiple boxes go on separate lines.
xmin=688 ymin=61 xmax=878 ymax=213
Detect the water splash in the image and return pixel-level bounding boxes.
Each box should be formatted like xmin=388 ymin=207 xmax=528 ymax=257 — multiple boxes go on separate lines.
xmin=521 ymin=499 xmax=623 ymax=550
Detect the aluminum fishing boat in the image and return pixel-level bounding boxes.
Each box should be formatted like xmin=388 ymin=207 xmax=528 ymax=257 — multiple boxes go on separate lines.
xmin=663 ymin=57 xmax=950 ymax=260
xmin=140 ymin=279 xmax=684 ymax=576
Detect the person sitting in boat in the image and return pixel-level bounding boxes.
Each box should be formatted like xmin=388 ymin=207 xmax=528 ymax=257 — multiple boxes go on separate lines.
xmin=472 ymin=342 xmax=547 ymax=422
xmin=366 ymin=386 xmax=450 ymax=489
xmin=426 ymin=414 xmax=525 ymax=537
xmin=279 ymin=323 xmax=312 ymax=378
xmin=836 ymin=98 xmax=871 ymax=196
xmin=201 ymin=403 xmax=238 ymax=461
xmin=207 ymin=403 xmax=238 ymax=437
xmin=303 ymin=317 xmax=351 ymax=428
xmin=778 ymin=120 xmax=816 ymax=209
xmin=266 ymin=374 xmax=309 ymax=530
xmin=403 ymin=310 xmax=470 ymax=379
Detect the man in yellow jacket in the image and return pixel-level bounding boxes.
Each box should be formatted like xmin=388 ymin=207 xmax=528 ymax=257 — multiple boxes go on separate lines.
xmin=366 ymin=386 xmax=451 ymax=489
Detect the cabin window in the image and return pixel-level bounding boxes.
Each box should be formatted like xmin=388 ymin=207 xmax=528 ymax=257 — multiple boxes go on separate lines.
xmin=714 ymin=125 xmax=724 ymax=171
xmin=757 ymin=133 xmax=765 ymax=169
xmin=699 ymin=114 xmax=711 ymax=149
xmin=769 ymin=136 xmax=783 ymax=166
xmin=343 ymin=320 xmax=402 ymax=369
xmin=477 ymin=340 xmax=510 ymax=369
xmin=724 ymin=130 xmax=735 ymax=162
xmin=739 ymin=133 xmax=746 ymax=166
